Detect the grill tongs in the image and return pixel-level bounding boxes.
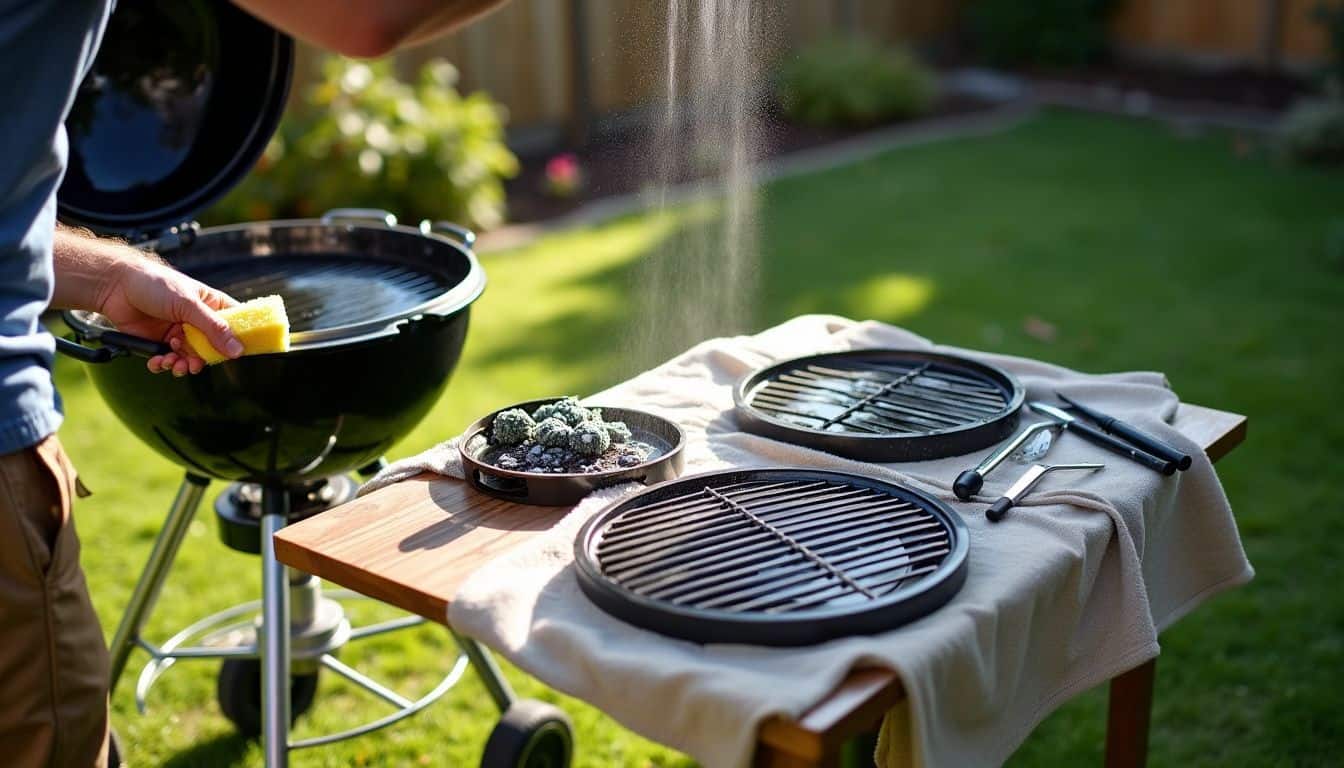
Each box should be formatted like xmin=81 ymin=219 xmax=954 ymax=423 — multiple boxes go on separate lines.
xmin=1029 ymin=401 xmax=1185 ymax=476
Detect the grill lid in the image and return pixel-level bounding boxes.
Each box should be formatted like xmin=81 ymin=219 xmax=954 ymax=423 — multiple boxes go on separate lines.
xmin=57 ymin=0 xmax=292 ymax=237
xmin=734 ymin=350 xmax=1024 ymax=462
xmin=574 ymin=468 xmax=969 ymax=646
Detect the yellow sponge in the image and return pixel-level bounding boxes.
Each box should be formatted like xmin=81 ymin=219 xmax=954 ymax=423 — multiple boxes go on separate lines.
xmin=183 ymin=294 xmax=291 ymax=365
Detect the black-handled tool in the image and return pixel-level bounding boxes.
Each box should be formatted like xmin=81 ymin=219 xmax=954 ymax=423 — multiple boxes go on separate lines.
xmin=1055 ymin=392 xmax=1193 ymax=471
xmin=986 ymin=462 xmax=1104 ymax=522
xmin=1029 ymin=402 xmax=1178 ymax=476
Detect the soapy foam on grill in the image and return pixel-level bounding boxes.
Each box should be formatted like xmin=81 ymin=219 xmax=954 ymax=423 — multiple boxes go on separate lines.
xmin=626 ymin=0 xmax=764 ymax=369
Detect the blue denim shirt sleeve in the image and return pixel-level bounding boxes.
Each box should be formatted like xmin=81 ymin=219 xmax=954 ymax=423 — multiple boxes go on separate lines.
xmin=0 ymin=0 xmax=113 ymax=453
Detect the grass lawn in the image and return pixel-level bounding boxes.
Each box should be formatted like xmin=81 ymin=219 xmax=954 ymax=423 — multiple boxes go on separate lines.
xmin=59 ymin=109 xmax=1343 ymax=766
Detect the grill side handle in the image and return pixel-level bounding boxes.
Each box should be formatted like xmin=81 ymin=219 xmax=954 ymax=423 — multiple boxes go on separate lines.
xmin=320 ymin=208 xmax=398 ymax=228
xmin=419 ymin=220 xmax=477 ymax=249
xmin=55 ymin=330 xmax=171 ymax=364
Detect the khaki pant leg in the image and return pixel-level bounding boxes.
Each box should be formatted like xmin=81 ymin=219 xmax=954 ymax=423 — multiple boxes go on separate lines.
xmin=0 ymin=436 xmax=109 ymax=768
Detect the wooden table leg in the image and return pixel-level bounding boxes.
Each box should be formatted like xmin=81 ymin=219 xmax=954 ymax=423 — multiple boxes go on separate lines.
xmin=1104 ymin=658 xmax=1157 ymax=768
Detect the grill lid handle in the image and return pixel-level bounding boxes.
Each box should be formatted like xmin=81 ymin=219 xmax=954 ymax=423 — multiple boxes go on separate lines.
xmin=419 ymin=220 xmax=477 ymax=249
xmin=320 ymin=208 xmax=398 ymax=227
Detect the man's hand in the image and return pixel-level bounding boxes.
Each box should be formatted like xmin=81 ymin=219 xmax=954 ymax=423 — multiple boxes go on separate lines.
xmin=52 ymin=227 xmax=242 ymax=376
xmin=232 ymin=0 xmax=508 ymax=58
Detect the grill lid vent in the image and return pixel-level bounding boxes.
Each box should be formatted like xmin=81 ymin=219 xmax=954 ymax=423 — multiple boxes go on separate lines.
xmin=575 ymin=468 xmax=969 ymax=646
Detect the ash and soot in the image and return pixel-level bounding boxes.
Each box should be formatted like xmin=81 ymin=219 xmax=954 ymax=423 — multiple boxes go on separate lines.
xmin=482 ymin=398 xmax=658 ymax=475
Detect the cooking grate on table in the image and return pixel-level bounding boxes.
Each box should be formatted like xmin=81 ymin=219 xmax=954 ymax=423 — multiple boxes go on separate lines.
xmin=734 ymin=350 xmax=1024 ymax=462
xmin=574 ymin=469 xmax=969 ymax=646
xmin=189 ymin=256 xmax=455 ymax=334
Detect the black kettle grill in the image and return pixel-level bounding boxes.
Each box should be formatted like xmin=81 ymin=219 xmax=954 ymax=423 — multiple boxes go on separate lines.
xmin=56 ymin=3 xmax=571 ymax=767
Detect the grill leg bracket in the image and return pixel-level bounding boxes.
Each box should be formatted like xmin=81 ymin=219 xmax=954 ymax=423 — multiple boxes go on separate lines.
xmin=451 ymin=629 xmax=516 ymax=714
xmin=109 ymin=473 xmax=210 ymax=693
xmin=260 ymin=487 xmax=292 ymax=768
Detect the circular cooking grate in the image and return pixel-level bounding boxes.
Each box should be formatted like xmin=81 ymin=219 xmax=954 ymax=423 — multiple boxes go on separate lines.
xmin=734 ymin=350 xmax=1024 ymax=462
xmin=188 ymin=256 xmax=455 ymax=334
xmin=574 ymin=469 xmax=968 ymax=646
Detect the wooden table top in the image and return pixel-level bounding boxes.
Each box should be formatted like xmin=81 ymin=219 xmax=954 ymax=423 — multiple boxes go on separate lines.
xmin=272 ymin=401 xmax=1246 ymax=760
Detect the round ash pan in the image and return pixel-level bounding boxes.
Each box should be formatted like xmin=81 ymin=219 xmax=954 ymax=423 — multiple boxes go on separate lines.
xmin=460 ymin=398 xmax=686 ymax=506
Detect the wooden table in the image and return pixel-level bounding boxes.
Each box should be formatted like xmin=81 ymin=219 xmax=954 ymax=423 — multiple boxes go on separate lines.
xmin=274 ymin=403 xmax=1245 ymax=768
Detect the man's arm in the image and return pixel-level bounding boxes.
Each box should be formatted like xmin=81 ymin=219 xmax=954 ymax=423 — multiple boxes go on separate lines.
xmin=231 ymin=0 xmax=509 ymax=58
xmin=52 ymin=227 xmax=242 ymax=376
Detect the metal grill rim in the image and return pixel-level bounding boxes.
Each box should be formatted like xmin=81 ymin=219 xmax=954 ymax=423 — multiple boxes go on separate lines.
xmin=574 ymin=468 xmax=970 ymax=645
xmin=187 ymin=256 xmax=455 ymax=334
xmin=732 ymin=350 xmax=1025 ymax=463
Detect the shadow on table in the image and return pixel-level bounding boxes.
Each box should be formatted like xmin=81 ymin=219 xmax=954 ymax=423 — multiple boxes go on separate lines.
xmin=397 ymin=479 xmax=561 ymax=552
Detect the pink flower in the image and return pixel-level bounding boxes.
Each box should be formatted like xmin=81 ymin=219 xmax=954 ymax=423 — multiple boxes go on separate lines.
xmin=545 ymin=153 xmax=582 ymax=197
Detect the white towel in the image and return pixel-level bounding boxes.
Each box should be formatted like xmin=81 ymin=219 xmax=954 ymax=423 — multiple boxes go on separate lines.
xmin=367 ymin=315 xmax=1253 ymax=768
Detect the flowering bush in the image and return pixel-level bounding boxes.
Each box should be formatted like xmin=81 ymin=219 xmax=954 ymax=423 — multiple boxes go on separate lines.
xmin=544 ymin=153 xmax=584 ymax=198
xmin=203 ymin=57 xmax=519 ymax=230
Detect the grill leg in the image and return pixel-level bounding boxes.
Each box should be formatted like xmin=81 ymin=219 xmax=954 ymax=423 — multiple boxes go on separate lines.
xmin=450 ymin=629 xmax=515 ymax=713
xmin=108 ymin=473 xmax=210 ymax=693
xmin=260 ymin=488 xmax=291 ymax=768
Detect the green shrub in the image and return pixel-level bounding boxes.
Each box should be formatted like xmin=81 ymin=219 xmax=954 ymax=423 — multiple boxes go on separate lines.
xmin=1281 ymin=98 xmax=1344 ymax=167
xmin=204 ymin=57 xmax=519 ymax=230
xmin=1279 ymin=97 xmax=1344 ymax=166
xmin=1316 ymin=3 xmax=1344 ymax=91
xmin=776 ymin=39 xmax=937 ymax=129
xmin=968 ymin=0 xmax=1118 ymax=69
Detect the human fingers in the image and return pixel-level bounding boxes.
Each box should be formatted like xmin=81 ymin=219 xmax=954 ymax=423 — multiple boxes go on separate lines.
xmin=174 ymin=295 xmax=243 ymax=359
xmin=199 ymin=284 xmax=239 ymax=310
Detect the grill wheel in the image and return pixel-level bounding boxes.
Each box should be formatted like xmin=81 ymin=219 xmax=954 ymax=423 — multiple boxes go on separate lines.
xmin=216 ymin=659 xmax=319 ymax=738
xmin=480 ymin=700 xmax=574 ymax=768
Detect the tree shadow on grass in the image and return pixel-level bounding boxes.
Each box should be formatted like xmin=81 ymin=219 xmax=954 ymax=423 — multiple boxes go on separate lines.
xmin=468 ymin=203 xmax=936 ymax=403
xmin=158 ymin=731 xmax=251 ymax=768
xmin=469 ymin=218 xmax=730 ymax=393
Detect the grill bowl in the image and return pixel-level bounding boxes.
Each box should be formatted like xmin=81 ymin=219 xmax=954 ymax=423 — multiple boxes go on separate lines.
xmin=62 ymin=217 xmax=484 ymax=483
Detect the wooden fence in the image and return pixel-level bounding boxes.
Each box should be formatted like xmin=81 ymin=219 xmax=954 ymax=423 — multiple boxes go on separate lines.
xmin=290 ymin=0 xmax=1341 ymax=140
xmin=1112 ymin=0 xmax=1338 ymax=70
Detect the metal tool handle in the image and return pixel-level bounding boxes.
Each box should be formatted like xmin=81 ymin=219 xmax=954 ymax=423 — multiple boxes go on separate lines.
xmin=1096 ymin=419 xmax=1192 ymax=471
xmin=418 ymin=220 xmax=477 ymax=249
xmin=987 ymin=462 xmax=1103 ymax=523
xmin=1065 ymin=420 xmax=1177 ymax=475
xmin=954 ymin=420 xmax=1057 ymax=500
xmin=986 ymin=496 xmax=1015 ymax=522
xmin=1056 ymin=392 xmax=1193 ymax=471
xmin=953 ymin=470 xmax=984 ymax=500
xmin=320 ymin=208 xmax=398 ymax=227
